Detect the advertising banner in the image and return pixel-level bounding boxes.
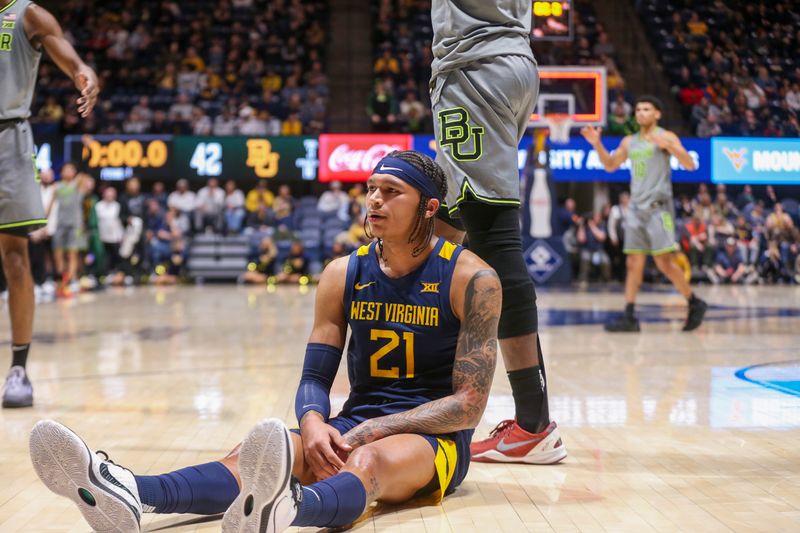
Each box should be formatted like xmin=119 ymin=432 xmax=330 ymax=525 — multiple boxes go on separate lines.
xmin=318 ymin=134 xmax=413 ymax=182
xmin=60 ymin=134 xmax=799 ymax=186
xmin=414 ymin=134 xmax=710 ymax=183
xmin=711 ymin=137 xmax=800 ymax=185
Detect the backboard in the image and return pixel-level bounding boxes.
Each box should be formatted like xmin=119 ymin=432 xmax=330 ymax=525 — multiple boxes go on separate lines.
xmin=529 ymin=66 xmax=607 ymax=128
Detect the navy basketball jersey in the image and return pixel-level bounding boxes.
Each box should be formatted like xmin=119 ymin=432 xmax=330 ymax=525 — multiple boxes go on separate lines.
xmin=341 ymin=238 xmax=463 ymax=419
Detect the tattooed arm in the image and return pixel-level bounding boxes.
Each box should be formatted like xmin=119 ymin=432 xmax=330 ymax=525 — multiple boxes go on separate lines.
xmin=344 ymin=253 xmax=501 ymax=448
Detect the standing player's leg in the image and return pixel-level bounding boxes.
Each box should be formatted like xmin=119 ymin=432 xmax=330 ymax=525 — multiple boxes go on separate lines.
xmin=652 ymin=251 xmax=707 ymax=331
xmin=653 ymin=252 xmax=692 ymax=298
xmin=0 ymin=232 xmax=35 ymax=407
xmin=607 ymin=207 xmax=706 ymax=331
xmin=453 ymin=201 xmax=563 ymax=463
xmin=0 ymin=122 xmax=46 ymax=408
xmin=605 ymin=252 xmax=647 ymax=332
xmin=431 ymin=56 xmax=565 ymax=464
xmin=606 ymin=207 xmax=649 ymax=332
xmin=649 ymin=206 xmax=706 ymax=330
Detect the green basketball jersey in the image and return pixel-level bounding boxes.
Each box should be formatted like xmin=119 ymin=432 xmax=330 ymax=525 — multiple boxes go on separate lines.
xmin=0 ymin=0 xmax=41 ymax=120
xmin=628 ymin=129 xmax=673 ymax=209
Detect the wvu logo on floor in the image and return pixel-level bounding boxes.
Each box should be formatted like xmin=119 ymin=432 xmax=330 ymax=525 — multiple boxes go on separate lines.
xmin=420 ymin=282 xmax=439 ymax=294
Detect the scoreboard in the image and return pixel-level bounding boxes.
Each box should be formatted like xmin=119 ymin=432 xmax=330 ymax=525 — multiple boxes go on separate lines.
xmin=532 ymin=1 xmax=573 ymax=41
xmin=65 ymin=135 xmax=320 ymax=182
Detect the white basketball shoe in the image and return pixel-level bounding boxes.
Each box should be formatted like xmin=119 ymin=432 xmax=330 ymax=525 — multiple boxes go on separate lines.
xmin=222 ymin=418 xmax=300 ymax=533
xmin=29 ymin=420 xmax=143 ymax=532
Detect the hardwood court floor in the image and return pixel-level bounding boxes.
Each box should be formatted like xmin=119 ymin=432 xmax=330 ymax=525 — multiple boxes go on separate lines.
xmin=1 ymin=284 xmax=799 ymax=533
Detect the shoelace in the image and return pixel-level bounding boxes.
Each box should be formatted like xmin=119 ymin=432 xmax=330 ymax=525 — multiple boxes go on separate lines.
xmin=290 ymin=477 xmax=303 ymax=507
xmin=4 ymin=369 xmax=25 ymax=388
xmin=488 ymin=419 xmax=516 ymax=438
xmin=96 ymin=450 xmax=116 ymax=465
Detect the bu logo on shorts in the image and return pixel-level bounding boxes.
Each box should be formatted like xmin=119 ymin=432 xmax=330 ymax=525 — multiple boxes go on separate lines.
xmin=438 ymin=107 xmax=484 ymax=161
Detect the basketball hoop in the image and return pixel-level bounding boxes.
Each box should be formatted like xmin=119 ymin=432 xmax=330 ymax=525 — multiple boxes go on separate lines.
xmin=545 ymin=114 xmax=573 ymax=144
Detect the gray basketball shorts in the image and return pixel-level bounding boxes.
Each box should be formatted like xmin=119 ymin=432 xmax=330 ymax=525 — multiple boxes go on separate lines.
xmin=0 ymin=120 xmax=46 ymax=232
xmin=431 ymin=55 xmax=539 ymax=216
xmin=52 ymin=224 xmax=82 ymax=251
xmin=623 ymin=205 xmax=679 ymax=255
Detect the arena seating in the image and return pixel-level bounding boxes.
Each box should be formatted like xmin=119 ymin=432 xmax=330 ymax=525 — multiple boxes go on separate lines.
xmin=29 ymin=0 xmax=330 ymax=136
xmin=635 ymin=0 xmax=800 ymax=137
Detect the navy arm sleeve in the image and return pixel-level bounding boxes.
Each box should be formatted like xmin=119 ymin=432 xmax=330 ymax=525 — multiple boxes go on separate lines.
xmin=294 ymin=343 xmax=343 ymax=423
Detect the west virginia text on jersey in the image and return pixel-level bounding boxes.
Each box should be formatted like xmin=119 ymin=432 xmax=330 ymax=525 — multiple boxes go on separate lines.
xmin=350 ymin=301 xmax=440 ymax=327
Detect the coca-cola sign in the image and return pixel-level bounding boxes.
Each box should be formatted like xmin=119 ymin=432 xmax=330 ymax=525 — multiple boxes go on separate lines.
xmin=319 ymin=134 xmax=413 ymax=181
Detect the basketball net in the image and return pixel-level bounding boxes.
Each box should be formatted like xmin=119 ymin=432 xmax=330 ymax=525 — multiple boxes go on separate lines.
xmin=544 ymin=113 xmax=573 ymax=145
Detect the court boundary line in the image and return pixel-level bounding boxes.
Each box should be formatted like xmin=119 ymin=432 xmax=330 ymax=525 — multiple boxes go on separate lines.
xmin=734 ymin=360 xmax=800 ymax=398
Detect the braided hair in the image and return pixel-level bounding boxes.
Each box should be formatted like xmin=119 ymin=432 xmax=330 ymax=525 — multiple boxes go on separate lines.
xmin=364 ymin=150 xmax=448 ymax=257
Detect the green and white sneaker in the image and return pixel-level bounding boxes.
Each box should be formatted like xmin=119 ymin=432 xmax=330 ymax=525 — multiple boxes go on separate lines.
xmin=29 ymin=420 xmax=143 ymax=533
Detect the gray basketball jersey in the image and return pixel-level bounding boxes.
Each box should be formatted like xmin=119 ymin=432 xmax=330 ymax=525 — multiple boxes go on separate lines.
xmin=0 ymin=0 xmax=41 ymax=120
xmin=627 ymin=129 xmax=673 ymax=209
xmin=431 ymin=0 xmax=534 ymax=78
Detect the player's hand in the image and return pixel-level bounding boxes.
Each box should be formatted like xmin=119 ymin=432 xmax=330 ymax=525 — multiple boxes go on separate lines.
xmin=29 ymin=227 xmax=47 ymax=242
xmin=650 ymin=131 xmax=674 ymax=151
xmin=75 ymin=67 xmax=99 ymax=118
xmin=299 ymin=413 xmax=352 ymax=480
xmin=580 ymin=125 xmax=602 ymax=146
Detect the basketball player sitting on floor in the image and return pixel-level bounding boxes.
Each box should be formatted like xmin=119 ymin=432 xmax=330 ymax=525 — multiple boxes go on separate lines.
xmin=30 ymin=150 xmax=501 ymax=533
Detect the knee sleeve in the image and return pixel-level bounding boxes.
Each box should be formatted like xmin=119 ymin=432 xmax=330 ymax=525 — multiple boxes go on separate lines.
xmin=458 ymin=201 xmax=538 ymax=339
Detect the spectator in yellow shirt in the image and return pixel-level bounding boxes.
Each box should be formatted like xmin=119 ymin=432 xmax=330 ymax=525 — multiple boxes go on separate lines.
xmin=245 ymin=181 xmax=274 ymax=212
xmin=262 ymin=69 xmax=282 ymax=92
xmin=281 ymin=112 xmax=303 ymax=136
xmin=373 ymin=48 xmax=399 ymax=76
xmin=182 ymin=47 xmax=206 ymax=72
xmin=686 ymin=12 xmax=708 ymax=36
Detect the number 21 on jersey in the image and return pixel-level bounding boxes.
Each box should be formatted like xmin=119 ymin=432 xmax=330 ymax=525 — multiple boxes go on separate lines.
xmin=370 ymin=329 xmax=415 ymax=379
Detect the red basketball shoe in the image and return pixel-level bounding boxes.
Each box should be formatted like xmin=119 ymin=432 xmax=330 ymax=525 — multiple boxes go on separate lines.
xmin=470 ymin=420 xmax=567 ymax=464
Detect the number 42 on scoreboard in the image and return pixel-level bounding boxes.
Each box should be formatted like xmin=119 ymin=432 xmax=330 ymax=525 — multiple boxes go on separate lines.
xmin=190 ymin=142 xmax=222 ymax=177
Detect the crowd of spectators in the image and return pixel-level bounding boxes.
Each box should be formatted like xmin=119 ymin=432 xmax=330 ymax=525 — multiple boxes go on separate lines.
xmin=14 ymin=164 xmax=800 ymax=301
xmin=636 ymin=0 xmax=800 ymax=138
xmin=369 ymin=0 xmax=634 ymax=134
xmin=20 ymin=169 xmax=370 ymax=300
xmin=29 ymin=0 xmax=330 ymax=137
xmin=555 ymin=184 xmax=800 ymax=286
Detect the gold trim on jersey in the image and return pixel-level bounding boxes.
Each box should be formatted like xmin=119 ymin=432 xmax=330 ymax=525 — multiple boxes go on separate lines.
xmin=438 ymin=240 xmax=457 ymax=261
xmin=432 ymin=437 xmax=458 ymax=502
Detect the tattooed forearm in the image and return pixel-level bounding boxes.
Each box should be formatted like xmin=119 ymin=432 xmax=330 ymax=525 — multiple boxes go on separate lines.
xmin=345 ymin=394 xmax=474 ymax=447
xmin=343 ymin=269 xmax=500 ymax=447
